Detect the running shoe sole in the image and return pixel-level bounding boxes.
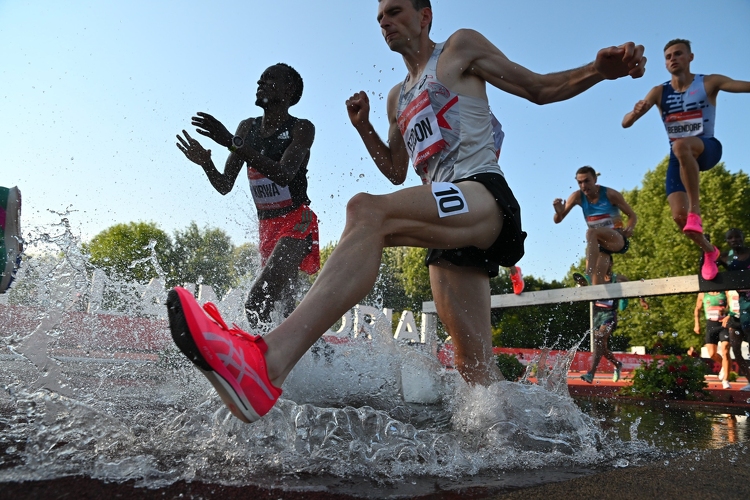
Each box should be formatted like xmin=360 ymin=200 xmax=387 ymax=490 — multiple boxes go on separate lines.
xmin=167 ymin=289 xmax=263 ymax=423
xmin=573 ymin=272 xmax=590 ymax=287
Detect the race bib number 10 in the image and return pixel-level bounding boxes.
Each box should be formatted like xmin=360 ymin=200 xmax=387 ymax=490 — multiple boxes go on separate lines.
xmin=431 ymin=182 xmax=469 ymax=218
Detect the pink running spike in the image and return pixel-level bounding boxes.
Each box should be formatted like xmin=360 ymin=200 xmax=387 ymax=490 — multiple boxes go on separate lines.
xmin=167 ymin=287 xmax=281 ymax=422
xmin=510 ymin=266 xmax=525 ymax=295
xmin=701 ymin=246 xmax=720 ymax=281
xmin=683 ymin=213 xmax=703 ymax=234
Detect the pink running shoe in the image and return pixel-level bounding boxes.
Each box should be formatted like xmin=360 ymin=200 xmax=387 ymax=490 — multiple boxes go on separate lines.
xmin=510 ymin=266 xmax=525 ymax=295
xmin=701 ymin=246 xmax=720 ymax=281
xmin=166 ymin=287 xmax=281 ymax=423
xmin=683 ymin=213 xmax=703 ymax=234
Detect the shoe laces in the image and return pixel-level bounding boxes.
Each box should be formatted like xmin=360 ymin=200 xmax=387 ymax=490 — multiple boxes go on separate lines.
xmin=202 ymin=302 xmax=266 ymax=352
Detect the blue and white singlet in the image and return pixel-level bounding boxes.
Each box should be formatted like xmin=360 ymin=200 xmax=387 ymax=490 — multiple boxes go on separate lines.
xmin=660 ymin=74 xmax=716 ymax=142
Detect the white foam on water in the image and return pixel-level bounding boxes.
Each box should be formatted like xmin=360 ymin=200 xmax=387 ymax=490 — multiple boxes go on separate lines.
xmin=0 ymin=218 xmax=661 ymax=489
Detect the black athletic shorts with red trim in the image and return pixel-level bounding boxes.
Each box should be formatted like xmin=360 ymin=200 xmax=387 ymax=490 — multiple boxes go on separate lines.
xmin=425 ymin=173 xmax=526 ymax=278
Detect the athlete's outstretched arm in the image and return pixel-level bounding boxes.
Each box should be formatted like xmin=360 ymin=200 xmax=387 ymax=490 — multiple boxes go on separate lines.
xmin=453 ymin=30 xmax=645 ymax=105
xmin=622 ymin=85 xmax=661 ymax=128
xmin=233 ymin=119 xmax=315 ymax=187
xmin=346 ymin=87 xmax=410 ymax=185
xmin=706 ymin=74 xmax=750 ymax=96
xmin=609 ymin=188 xmax=638 ymax=238
xmin=552 ymin=191 xmax=580 ymax=224
xmin=176 ymin=130 xmax=244 ymax=195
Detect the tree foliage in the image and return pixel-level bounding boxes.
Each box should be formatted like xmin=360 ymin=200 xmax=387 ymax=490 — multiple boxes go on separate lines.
xmin=84 ymin=221 xmax=259 ymax=298
xmin=83 ymin=222 xmax=172 ymax=284
xmin=232 ymin=242 xmax=260 ymax=280
xmin=170 ymin=222 xmax=237 ymax=296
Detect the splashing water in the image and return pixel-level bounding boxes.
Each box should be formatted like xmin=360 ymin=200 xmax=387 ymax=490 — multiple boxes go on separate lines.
xmin=1 ymin=219 xmax=664 ymax=493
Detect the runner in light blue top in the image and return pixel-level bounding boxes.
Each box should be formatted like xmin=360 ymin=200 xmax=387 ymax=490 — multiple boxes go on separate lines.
xmin=553 ymin=166 xmax=637 ymax=285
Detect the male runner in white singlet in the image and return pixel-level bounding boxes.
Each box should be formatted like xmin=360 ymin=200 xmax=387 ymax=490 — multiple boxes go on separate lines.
xmin=622 ymin=39 xmax=750 ymax=280
xmin=166 ymin=0 xmax=646 ymax=423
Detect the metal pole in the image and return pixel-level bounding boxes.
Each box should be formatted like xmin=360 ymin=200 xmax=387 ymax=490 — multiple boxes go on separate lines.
xmin=589 ymin=301 xmax=595 ymax=352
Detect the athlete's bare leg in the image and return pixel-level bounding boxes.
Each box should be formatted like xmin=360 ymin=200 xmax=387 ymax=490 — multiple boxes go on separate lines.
xmin=245 ymin=236 xmax=311 ymax=328
xmin=705 ymin=343 xmax=723 ymax=368
xmin=593 ymin=253 xmax=613 ymax=286
xmin=588 ymin=325 xmax=617 ymax=375
xmin=584 ymin=227 xmax=623 ymax=284
xmin=671 ymin=137 xmax=705 ymax=215
xmin=429 ymin=259 xmax=504 ymax=385
xmin=261 ymin=182 xmax=503 ymax=387
xmin=719 ymin=340 xmax=731 ymax=381
xmin=667 ymin=192 xmax=714 ymax=253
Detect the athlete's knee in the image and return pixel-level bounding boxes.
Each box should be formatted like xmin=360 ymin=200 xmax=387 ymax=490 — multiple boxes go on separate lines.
xmin=671 ymin=139 xmax=698 ymax=161
xmin=345 ymin=192 xmax=386 ymax=226
xmin=586 ymin=228 xmax=604 ymax=244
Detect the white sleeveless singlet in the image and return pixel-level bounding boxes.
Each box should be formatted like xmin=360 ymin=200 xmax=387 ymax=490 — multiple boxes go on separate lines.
xmin=397 ymin=42 xmax=504 ymax=184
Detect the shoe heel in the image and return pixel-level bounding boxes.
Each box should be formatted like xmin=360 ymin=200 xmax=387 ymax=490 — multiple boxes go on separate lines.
xmin=166 ymin=289 xmax=212 ymax=372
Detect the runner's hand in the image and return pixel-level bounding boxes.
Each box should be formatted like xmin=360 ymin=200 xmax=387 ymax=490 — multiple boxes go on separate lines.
xmin=346 ymin=91 xmax=371 ymax=131
xmin=633 ymin=99 xmax=651 ymax=115
xmin=176 ymin=130 xmax=212 ymax=166
xmin=192 ymin=112 xmax=233 ymax=148
xmin=552 ymin=198 xmax=565 ymax=215
xmin=595 ymin=42 xmax=646 ymax=80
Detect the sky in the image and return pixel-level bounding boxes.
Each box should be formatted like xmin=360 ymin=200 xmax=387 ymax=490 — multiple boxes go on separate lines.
xmin=1 ymin=0 xmax=749 ymax=282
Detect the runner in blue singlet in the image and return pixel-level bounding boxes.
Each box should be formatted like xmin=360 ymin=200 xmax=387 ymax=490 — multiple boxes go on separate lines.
xmin=622 ymin=39 xmax=750 ymax=281
xmin=553 ymin=166 xmax=637 ymax=285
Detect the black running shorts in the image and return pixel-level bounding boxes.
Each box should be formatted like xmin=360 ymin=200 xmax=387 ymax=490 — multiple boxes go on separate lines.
xmin=705 ymin=320 xmax=730 ymax=345
xmin=425 ymin=173 xmax=526 ymax=278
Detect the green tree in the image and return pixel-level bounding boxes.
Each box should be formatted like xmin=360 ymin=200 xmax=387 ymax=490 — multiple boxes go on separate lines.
xmin=170 ymin=222 xmax=237 ymax=297
xmin=232 ymin=242 xmax=260 ymax=280
xmin=611 ymin=159 xmax=750 ymax=351
xmin=84 ymin=222 xmax=172 ymax=283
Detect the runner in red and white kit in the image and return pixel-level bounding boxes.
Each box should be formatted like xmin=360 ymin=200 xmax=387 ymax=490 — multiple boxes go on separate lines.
xmin=622 ymin=39 xmax=750 ymax=280
xmin=176 ymin=63 xmax=319 ymax=329
xmin=165 ymin=0 xmax=646 ymax=423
